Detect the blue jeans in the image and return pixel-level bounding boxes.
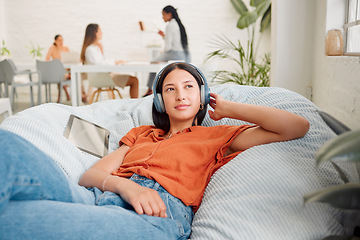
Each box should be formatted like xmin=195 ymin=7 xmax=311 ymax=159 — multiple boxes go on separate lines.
xmin=0 ymin=129 xmax=193 ymax=240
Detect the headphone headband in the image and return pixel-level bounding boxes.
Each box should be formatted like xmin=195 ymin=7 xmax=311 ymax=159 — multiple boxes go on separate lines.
xmin=152 ymin=62 xmax=210 ymax=113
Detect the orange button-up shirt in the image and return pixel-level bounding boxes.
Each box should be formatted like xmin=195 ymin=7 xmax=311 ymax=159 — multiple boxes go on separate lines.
xmin=112 ymin=124 xmax=252 ymax=211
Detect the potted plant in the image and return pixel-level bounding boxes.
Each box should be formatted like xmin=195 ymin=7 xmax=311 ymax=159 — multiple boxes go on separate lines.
xmin=206 ymin=0 xmax=271 ymax=87
xmin=304 ymin=129 xmax=360 ymax=239
xmin=27 ymin=42 xmax=43 ymax=59
xmin=0 ymin=40 xmax=11 ymax=60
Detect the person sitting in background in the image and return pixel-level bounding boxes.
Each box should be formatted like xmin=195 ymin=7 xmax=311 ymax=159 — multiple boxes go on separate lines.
xmin=80 ymin=23 xmax=139 ymax=101
xmin=45 ymin=34 xmax=71 ymax=102
xmin=143 ymin=5 xmax=191 ymax=97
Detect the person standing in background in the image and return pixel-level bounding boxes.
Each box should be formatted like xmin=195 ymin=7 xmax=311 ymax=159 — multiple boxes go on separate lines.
xmin=80 ymin=23 xmax=139 ymax=101
xmin=45 ymin=35 xmax=71 ymax=102
xmin=143 ymin=5 xmax=191 ymax=97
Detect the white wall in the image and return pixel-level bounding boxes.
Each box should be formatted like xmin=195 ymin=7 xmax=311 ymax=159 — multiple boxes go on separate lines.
xmin=1 ymin=0 xmax=270 ymax=67
xmin=272 ymin=0 xmax=360 ymax=129
xmin=0 ymin=0 xmax=5 ymax=41
xmin=271 ymin=0 xmax=315 ymax=99
xmin=312 ymin=0 xmax=360 ymax=129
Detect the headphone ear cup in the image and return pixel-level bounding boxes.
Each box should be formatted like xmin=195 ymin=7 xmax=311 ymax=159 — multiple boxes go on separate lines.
xmin=200 ymin=81 xmax=210 ymax=105
xmin=155 ymin=93 xmax=165 ymax=113
xmin=203 ymin=84 xmax=210 ymax=105
xmin=194 ymin=66 xmax=210 ymax=105
xmin=200 ymin=85 xmax=205 ymax=105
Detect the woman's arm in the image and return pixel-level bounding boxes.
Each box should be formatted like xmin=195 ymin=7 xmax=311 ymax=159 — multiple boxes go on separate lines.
xmin=79 ymin=144 xmax=167 ymax=218
xmin=208 ymin=93 xmax=310 ymax=153
xmin=45 ymin=46 xmax=54 ymax=61
xmin=63 ymin=46 xmax=70 ymax=52
xmin=78 ymin=144 xmax=129 ymax=189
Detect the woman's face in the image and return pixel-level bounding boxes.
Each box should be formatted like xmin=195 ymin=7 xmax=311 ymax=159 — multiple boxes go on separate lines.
xmin=162 ymin=68 xmax=201 ymax=125
xmin=162 ymin=11 xmax=172 ymax=22
xmin=55 ymin=36 xmax=64 ymax=46
xmin=96 ymin=27 xmax=103 ymax=41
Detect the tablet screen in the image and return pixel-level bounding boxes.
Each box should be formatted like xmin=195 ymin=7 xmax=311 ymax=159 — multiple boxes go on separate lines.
xmin=64 ymin=115 xmax=109 ymax=158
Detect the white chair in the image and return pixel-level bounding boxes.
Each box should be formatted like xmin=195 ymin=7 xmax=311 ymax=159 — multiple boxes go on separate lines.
xmin=87 ymin=73 xmax=122 ymax=104
xmin=0 ymin=61 xmax=6 ymax=97
xmin=0 ymin=59 xmax=41 ymax=108
xmin=36 ymin=59 xmax=71 ymax=103
xmin=0 ymin=98 xmax=12 ymax=119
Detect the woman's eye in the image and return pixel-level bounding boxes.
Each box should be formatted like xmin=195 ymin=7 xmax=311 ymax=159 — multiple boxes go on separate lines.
xmin=165 ymin=87 xmax=174 ymax=92
xmin=186 ymin=85 xmax=193 ymax=89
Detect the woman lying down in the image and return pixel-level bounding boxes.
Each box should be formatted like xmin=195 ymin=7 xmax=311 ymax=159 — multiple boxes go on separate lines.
xmin=0 ymin=62 xmax=309 ymax=240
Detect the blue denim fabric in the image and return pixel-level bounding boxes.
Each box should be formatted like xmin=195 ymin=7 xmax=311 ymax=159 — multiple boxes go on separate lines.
xmin=93 ymin=174 xmax=193 ymax=239
xmin=0 ymin=129 xmax=193 ymax=240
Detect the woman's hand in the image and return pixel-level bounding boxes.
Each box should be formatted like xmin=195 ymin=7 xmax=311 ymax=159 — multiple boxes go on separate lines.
xmin=119 ymin=180 xmax=167 ymax=218
xmin=208 ymin=92 xmax=228 ymax=121
xmin=115 ymin=60 xmax=126 ymax=65
xmin=158 ymin=30 xmax=165 ymax=38
xmin=78 ymin=144 xmax=167 ymax=218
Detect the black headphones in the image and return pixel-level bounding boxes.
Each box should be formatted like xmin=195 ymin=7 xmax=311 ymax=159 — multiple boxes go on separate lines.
xmin=152 ymin=62 xmax=210 ymax=113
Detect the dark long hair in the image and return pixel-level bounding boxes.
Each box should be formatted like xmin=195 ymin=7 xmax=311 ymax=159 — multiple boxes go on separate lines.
xmin=152 ymin=62 xmax=208 ymax=133
xmin=163 ymin=5 xmax=188 ymax=52
xmin=53 ymin=34 xmax=61 ymax=46
xmin=80 ymin=23 xmax=99 ymax=64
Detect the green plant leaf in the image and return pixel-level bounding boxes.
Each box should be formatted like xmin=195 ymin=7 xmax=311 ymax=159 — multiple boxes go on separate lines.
xmin=304 ymin=182 xmax=360 ymax=210
xmin=250 ymin=0 xmax=260 ymax=7
xmin=260 ymin=4 xmax=271 ymax=32
xmin=206 ymin=34 xmax=270 ymax=87
xmin=230 ymin=0 xmax=248 ymax=15
xmin=255 ymin=0 xmax=271 ymax=17
xmin=237 ymin=11 xmax=258 ymax=29
xmin=315 ymin=129 xmax=360 ymax=165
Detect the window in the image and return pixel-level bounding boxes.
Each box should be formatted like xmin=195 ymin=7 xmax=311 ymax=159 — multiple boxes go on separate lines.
xmin=344 ymin=0 xmax=360 ymax=55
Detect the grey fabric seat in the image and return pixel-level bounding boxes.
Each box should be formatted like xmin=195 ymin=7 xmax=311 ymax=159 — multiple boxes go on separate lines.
xmin=0 ymin=58 xmax=41 ymax=108
xmin=36 ymin=59 xmax=71 ymax=103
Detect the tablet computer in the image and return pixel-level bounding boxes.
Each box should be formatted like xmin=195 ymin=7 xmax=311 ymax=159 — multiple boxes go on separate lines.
xmin=64 ymin=115 xmax=109 ymax=158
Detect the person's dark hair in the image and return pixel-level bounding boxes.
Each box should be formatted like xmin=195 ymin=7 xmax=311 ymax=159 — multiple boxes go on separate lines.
xmin=163 ymin=5 xmax=188 ymax=52
xmin=53 ymin=34 xmax=61 ymax=46
xmin=152 ymin=62 xmax=208 ymax=133
xmin=80 ymin=23 xmax=99 ymax=64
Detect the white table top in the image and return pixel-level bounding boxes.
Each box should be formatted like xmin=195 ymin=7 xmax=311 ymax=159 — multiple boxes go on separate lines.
xmin=70 ymin=62 xmax=166 ymax=73
xmin=70 ymin=62 xmax=167 ymax=106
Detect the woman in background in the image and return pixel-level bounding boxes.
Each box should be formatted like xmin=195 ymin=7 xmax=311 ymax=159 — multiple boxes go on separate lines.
xmin=45 ymin=34 xmax=71 ymax=102
xmin=143 ymin=5 xmax=190 ymax=97
xmin=80 ymin=23 xmax=139 ymax=101
xmin=45 ymin=35 xmax=70 ymax=61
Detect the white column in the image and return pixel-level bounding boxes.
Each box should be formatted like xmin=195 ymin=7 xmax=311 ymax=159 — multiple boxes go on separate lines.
xmin=271 ymin=0 xmax=316 ymax=99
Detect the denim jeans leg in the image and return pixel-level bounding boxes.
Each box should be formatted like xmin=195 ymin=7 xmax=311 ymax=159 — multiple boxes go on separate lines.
xmin=0 ymin=200 xmax=184 ymax=240
xmin=0 ymin=129 xmax=93 ymax=214
xmin=95 ymin=174 xmax=193 ymax=240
